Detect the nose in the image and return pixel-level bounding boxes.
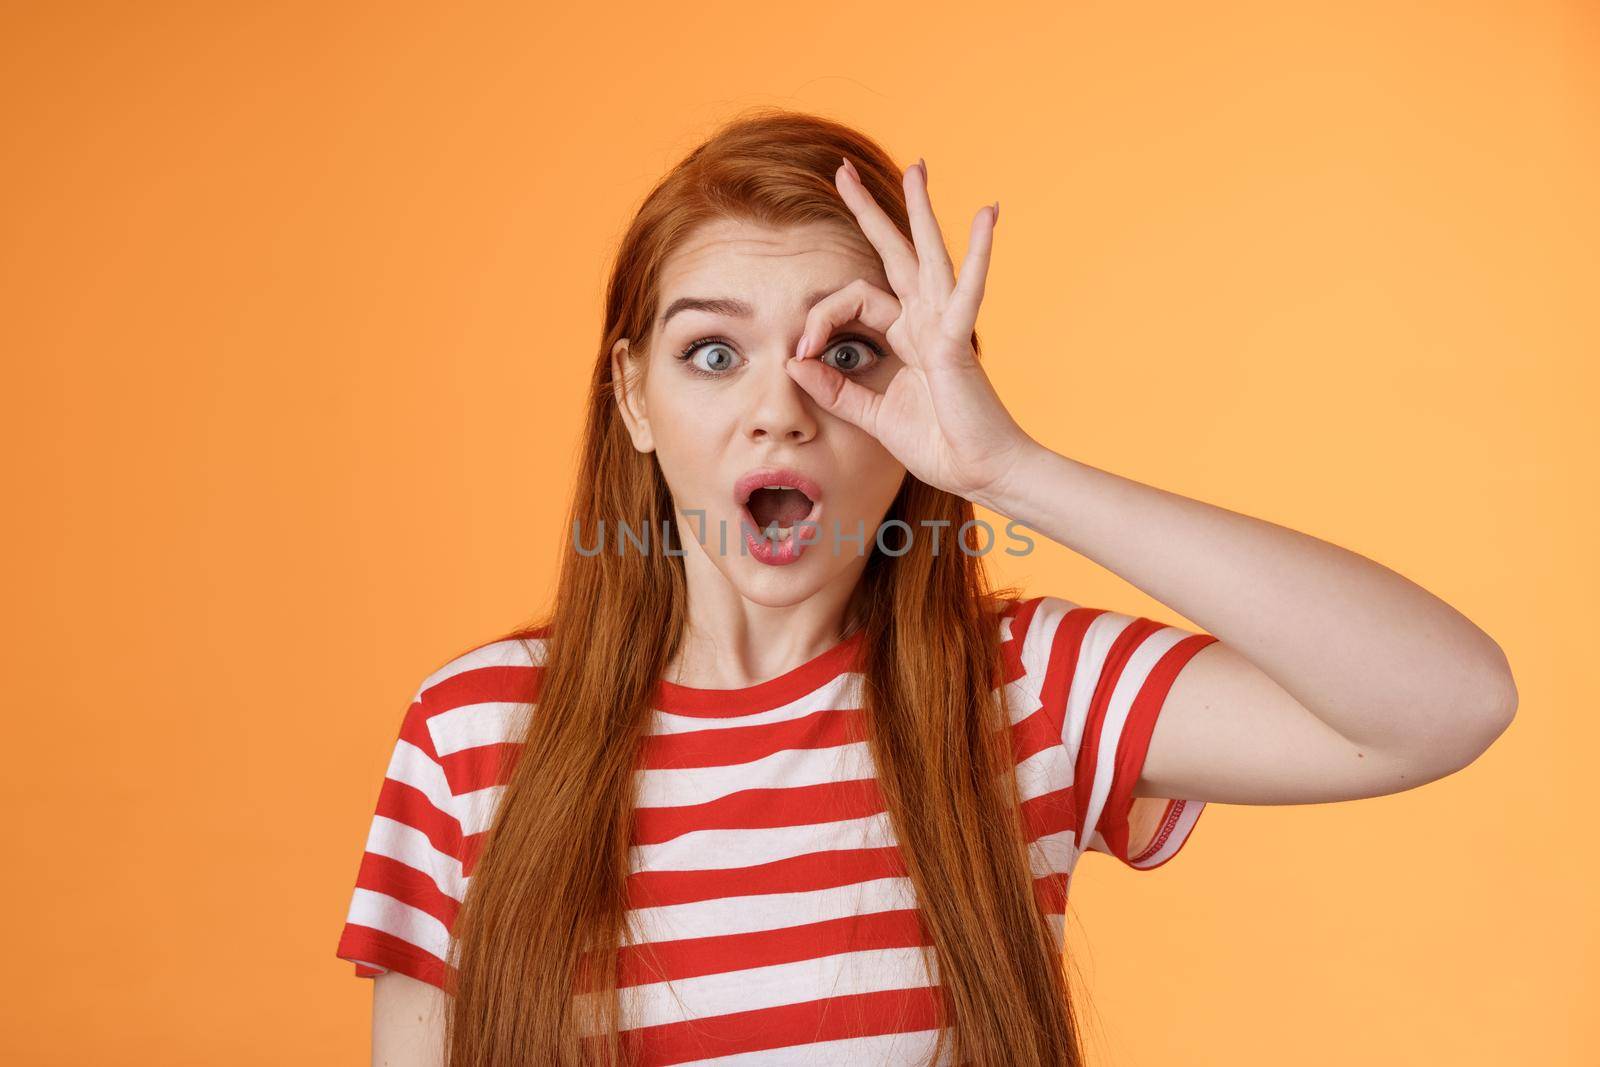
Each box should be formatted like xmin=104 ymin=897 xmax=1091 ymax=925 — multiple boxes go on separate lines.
xmin=740 ymin=346 xmax=818 ymax=445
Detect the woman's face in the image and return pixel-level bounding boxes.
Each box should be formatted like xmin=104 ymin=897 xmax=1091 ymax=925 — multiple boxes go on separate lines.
xmin=613 ymin=216 xmax=907 ymax=608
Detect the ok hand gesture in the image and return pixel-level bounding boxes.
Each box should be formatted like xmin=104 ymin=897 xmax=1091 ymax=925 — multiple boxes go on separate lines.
xmin=786 ymin=157 xmax=1035 ymax=508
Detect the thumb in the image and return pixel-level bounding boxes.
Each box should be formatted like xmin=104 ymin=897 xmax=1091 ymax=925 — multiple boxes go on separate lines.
xmin=786 ymin=357 xmax=883 ymax=436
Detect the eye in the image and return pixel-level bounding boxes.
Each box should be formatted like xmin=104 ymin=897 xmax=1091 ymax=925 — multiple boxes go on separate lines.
xmin=820 ymin=335 xmax=884 ymax=374
xmin=677 ymin=337 xmax=744 ymax=377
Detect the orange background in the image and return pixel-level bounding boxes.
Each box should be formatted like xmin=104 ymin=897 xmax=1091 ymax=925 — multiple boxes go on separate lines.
xmin=3 ymin=2 xmax=1594 ymax=1064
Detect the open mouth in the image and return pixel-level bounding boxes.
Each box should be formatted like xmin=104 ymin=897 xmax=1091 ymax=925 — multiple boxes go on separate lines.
xmin=734 ymin=469 xmax=823 ymax=545
xmin=746 ymin=487 xmax=815 ymax=541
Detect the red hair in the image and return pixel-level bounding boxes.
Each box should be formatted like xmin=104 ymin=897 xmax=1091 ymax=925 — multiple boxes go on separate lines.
xmin=444 ymin=107 xmax=1084 ymax=1066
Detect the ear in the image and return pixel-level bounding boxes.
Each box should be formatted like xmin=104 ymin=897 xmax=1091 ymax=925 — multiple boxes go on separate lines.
xmin=610 ymin=338 xmax=655 ymax=453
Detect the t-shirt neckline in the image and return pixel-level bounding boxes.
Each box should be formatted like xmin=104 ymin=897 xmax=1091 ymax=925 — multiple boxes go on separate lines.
xmin=654 ymin=629 xmax=866 ymax=718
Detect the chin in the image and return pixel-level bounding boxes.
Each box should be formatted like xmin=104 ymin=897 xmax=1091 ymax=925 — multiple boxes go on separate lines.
xmin=722 ymin=562 xmax=831 ymax=608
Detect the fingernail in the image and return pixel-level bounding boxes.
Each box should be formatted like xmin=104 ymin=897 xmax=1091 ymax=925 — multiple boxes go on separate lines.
xmin=795 ymin=333 xmax=810 ymax=360
xmin=917 ymin=157 xmax=926 ymax=181
xmin=840 ymin=156 xmax=859 ymax=182
xmin=992 ymin=200 xmax=1000 ymax=224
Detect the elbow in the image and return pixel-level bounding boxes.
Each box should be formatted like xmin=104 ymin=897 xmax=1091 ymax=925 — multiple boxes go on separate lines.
xmin=1486 ymin=661 xmax=1519 ymax=743
xmin=1374 ymin=639 xmax=1518 ymax=784
xmin=1481 ymin=638 xmax=1519 ymax=735
xmin=1450 ymin=641 xmax=1519 ymax=769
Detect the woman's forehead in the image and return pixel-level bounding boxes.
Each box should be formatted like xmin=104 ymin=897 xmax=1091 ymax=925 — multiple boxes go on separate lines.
xmin=658 ymin=218 xmax=885 ymax=296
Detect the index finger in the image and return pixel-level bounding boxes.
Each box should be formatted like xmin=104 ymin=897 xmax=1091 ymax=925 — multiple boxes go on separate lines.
xmin=794 ymin=278 xmax=902 ymax=363
xmin=836 ymin=158 xmax=920 ymax=299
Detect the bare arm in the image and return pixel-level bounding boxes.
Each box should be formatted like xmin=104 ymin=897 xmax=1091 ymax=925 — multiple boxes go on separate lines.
xmin=979 ymin=444 xmax=1519 ymax=804
xmin=787 ymin=157 xmax=1517 ymax=808
xmin=372 ymin=971 xmax=446 ymax=1067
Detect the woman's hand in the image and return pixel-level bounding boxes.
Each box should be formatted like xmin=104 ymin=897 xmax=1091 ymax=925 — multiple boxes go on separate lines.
xmin=786 ymin=157 xmax=1036 ymax=508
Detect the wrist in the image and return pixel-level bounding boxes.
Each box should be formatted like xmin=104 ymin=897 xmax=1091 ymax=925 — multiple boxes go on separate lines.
xmin=971 ymin=436 xmax=1057 ymax=517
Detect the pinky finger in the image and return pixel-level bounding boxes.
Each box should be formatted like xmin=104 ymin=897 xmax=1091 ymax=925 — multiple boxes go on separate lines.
xmin=948 ymin=203 xmax=997 ymax=330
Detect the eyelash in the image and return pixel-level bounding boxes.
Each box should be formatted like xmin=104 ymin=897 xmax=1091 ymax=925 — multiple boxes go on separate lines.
xmin=675 ymin=333 xmax=886 ymax=378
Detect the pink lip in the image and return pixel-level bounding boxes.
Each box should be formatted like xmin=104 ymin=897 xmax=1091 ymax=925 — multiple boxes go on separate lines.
xmin=733 ymin=467 xmax=824 ymax=505
xmin=733 ymin=466 xmax=825 ymax=567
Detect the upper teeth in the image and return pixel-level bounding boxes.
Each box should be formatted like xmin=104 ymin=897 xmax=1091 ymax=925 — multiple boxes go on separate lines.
xmin=763 ymin=484 xmax=789 ymax=490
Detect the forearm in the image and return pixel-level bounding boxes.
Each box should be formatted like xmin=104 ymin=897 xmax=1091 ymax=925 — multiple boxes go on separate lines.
xmin=977 ymin=441 xmax=1517 ymax=758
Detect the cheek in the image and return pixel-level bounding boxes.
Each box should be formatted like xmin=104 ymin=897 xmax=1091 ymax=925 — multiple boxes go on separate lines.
xmin=645 ymin=365 xmax=706 ymax=446
xmin=833 ymin=424 xmax=907 ymax=507
xmin=643 ymin=373 xmax=733 ymax=482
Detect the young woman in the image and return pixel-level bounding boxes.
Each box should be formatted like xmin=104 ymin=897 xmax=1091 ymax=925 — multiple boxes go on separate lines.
xmin=335 ymin=110 xmax=1517 ymax=1067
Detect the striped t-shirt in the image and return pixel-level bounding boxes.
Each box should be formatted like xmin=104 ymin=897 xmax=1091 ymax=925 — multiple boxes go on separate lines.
xmin=336 ymin=595 xmax=1218 ymax=1064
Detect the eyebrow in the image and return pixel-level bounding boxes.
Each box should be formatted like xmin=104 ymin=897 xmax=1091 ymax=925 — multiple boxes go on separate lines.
xmin=658 ymin=288 xmax=840 ymax=328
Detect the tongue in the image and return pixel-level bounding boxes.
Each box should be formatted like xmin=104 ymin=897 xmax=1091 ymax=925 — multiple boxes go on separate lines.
xmin=748 ymin=487 xmax=813 ymax=528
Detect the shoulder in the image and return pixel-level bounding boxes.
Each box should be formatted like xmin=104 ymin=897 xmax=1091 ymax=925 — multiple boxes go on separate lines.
xmin=1000 ymin=594 xmax=1182 ymax=705
xmin=995 ymin=594 xmax=1086 ymax=664
xmin=399 ymin=625 xmax=547 ymax=794
xmin=1002 ymin=594 xmax=1215 ymax=714
xmin=411 ymin=624 xmax=547 ymax=709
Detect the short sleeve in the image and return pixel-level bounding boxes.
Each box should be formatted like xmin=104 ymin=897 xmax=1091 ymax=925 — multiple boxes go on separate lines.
xmin=335 ymin=632 xmax=541 ymax=992
xmin=1018 ymin=596 xmax=1218 ymax=873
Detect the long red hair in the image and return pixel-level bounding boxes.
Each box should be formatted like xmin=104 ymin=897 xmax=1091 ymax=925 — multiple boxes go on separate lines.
xmin=444 ymin=108 xmax=1084 ymax=1066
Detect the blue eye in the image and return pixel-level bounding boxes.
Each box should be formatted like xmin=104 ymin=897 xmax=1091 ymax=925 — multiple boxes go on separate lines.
xmin=674 ymin=333 xmax=884 ymax=379
xmin=677 ymin=338 xmax=743 ymax=377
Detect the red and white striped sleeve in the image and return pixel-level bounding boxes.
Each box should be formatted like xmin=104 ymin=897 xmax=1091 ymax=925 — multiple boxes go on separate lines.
xmin=335 ymin=679 xmax=470 ymax=991
xmin=1023 ymin=596 xmax=1219 ymax=872
xmin=335 ymin=632 xmax=540 ymax=991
